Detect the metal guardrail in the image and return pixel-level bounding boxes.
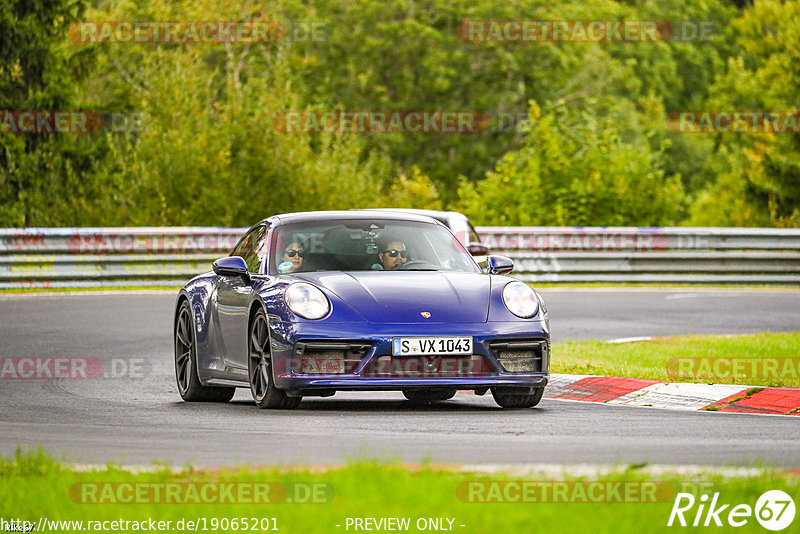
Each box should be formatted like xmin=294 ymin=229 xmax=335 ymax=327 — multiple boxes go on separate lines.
xmin=478 ymin=227 xmax=800 ymax=284
xmin=1 ymin=226 xmax=799 ymax=288
xmin=0 ymin=228 xmax=246 ymax=289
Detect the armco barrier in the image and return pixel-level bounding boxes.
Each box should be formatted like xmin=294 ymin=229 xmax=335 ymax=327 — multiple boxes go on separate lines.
xmin=478 ymin=227 xmax=800 ymax=284
xmin=0 ymin=226 xmax=799 ymax=288
xmin=0 ymin=227 xmax=247 ymax=289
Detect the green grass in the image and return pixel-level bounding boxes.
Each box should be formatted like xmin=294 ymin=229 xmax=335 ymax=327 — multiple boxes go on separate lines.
xmin=552 ymin=333 xmax=800 ymax=387
xmin=1 ymin=450 xmax=797 ymax=534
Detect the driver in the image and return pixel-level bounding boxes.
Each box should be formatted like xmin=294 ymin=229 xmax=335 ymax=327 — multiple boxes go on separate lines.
xmin=378 ymin=239 xmax=407 ymax=270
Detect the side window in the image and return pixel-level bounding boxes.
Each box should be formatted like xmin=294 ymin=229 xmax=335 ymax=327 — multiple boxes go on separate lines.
xmin=232 ymin=226 xmax=267 ymax=273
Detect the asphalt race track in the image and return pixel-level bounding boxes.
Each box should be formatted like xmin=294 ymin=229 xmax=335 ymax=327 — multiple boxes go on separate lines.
xmin=1 ymin=289 xmax=799 ymax=467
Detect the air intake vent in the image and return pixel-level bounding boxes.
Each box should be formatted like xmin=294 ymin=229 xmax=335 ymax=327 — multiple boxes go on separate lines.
xmin=489 ymin=340 xmax=548 ymax=373
xmin=293 ymin=341 xmax=371 ymax=374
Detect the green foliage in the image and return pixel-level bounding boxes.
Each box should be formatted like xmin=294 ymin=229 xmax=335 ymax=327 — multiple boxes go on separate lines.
xmin=90 ymin=39 xmax=389 ymax=225
xmin=281 ymin=0 xmax=736 ymax=203
xmin=457 ymin=102 xmax=685 ymax=226
xmin=380 ymin=167 xmax=442 ymax=210
xmin=686 ymin=0 xmax=800 ymax=227
xmin=0 ymin=0 xmax=96 ymax=226
xmin=2 ymin=0 xmax=392 ymax=226
xmin=0 ymin=0 xmax=85 ymax=110
xmin=0 ymin=0 xmax=798 ymax=227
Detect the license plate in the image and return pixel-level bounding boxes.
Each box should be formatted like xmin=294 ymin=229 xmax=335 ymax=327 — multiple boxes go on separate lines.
xmin=392 ymin=336 xmax=473 ymax=356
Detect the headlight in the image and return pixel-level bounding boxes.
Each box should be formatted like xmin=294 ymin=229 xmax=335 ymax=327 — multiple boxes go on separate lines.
xmin=285 ymin=283 xmax=331 ymax=320
xmin=502 ymin=281 xmax=540 ymax=318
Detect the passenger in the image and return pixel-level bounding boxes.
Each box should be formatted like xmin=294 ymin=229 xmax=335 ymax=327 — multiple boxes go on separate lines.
xmin=279 ymin=241 xmax=305 ymax=273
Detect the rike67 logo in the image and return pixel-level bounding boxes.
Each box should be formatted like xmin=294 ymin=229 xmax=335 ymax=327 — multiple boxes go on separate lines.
xmin=668 ymin=490 xmax=795 ymax=531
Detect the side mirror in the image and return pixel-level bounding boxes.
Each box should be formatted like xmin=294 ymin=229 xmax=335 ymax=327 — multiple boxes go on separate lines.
xmin=213 ymin=256 xmax=250 ymax=282
xmin=467 ymin=243 xmax=489 ymax=256
xmin=486 ymin=255 xmax=514 ymax=275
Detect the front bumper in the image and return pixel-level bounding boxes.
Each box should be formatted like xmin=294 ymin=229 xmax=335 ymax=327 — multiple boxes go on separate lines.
xmin=268 ymin=319 xmax=550 ymax=392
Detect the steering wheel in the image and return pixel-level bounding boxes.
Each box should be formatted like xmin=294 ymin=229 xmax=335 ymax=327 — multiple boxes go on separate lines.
xmin=396 ymin=260 xmax=438 ymax=270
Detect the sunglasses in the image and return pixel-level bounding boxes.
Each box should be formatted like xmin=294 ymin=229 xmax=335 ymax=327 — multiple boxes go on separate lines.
xmin=283 ymin=249 xmax=305 ymax=258
xmin=382 ymin=249 xmax=407 ymax=258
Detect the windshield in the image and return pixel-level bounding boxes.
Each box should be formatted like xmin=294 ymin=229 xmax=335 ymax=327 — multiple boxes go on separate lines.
xmin=270 ymin=219 xmax=481 ymax=275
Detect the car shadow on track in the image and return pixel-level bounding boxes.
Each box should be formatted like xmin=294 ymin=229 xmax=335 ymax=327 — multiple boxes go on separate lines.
xmin=223 ymin=397 xmax=519 ymax=412
xmin=170 ymin=399 xmax=551 ymax=418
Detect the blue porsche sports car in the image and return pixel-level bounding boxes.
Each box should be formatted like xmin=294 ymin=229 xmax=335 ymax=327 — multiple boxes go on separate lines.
xmin=174 ymin=210 xmax=550 ymax=409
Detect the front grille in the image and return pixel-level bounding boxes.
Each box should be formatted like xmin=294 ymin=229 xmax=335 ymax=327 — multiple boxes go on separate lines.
xmin=489 ymin=339 xmax=548 ymax=373
xmin=293 ymin=341 xmax=371 ymax=374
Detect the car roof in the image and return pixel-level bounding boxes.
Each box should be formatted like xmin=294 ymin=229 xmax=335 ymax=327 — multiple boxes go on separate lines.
xmin=261 ymin=210 xmax=447 ymax=226
xmin=361 ymin=208 xmax=468 ymax=225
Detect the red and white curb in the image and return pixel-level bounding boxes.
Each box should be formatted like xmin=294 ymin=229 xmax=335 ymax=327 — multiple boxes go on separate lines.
xmin=545 ymin=374 xmax=800 ymax=416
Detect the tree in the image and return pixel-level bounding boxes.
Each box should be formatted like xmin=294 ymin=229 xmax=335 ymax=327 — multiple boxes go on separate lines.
xmin=457 ymin=101 xmax=685 ymax=226
xmin=687 ymin=0 xmax=800 ymax=227
xmin=280 ymin=0 xmax=735 ymax=206
xmin=0 ymin=0 xmax=97 ymax=226
xmin=380 ymin=166 xmax=442 ymax=210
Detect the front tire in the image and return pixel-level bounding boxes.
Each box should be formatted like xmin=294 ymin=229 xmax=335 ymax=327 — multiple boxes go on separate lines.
xmin=402 ymin=389 xmax=457 ymax=404
xmin=491 ymin=387 xmax=544 ymax=409
xmin=248 ymin=309 xmax=301 ymax=409
xmin=174 ymin=301 xmax=235 ymax=402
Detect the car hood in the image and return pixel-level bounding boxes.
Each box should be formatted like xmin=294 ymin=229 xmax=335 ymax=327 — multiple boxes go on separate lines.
xmin=293 ymin=271 xmax=490 ymax=323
